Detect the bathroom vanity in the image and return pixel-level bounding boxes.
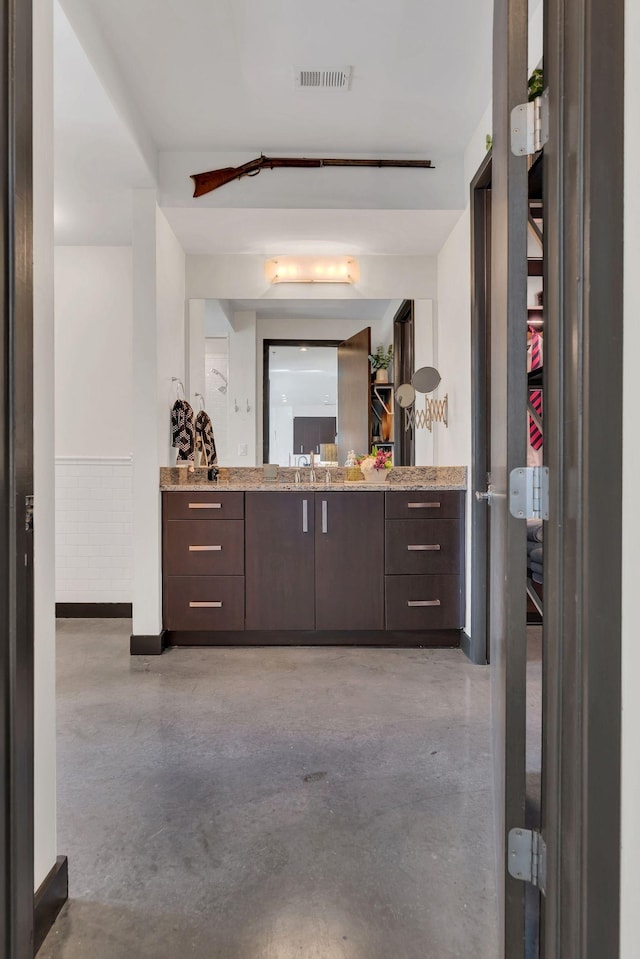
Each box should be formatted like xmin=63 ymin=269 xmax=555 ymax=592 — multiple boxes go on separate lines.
xmin=160 ymin=467 xmax=467 ymax=648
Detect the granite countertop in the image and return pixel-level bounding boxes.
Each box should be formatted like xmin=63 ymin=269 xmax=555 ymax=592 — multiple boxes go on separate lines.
xmin=160 ymin=465 xmax=467 ymax=492
xmin=160 ymin=481 xmax=466 ymax=492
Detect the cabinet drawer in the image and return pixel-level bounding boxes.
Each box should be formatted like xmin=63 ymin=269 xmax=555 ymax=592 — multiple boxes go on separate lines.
xmin=164 ymin=491 xmax=244 ymax=520
xmin=385 ymin=489 xmax=463 ymax=520
xmin=164 ymin=576 xmax=244 ymax=631
xmin=385 ymin=575 xmax=463 ymax=630
xmin=385 ymin=519 xmax=462 ymax=575
xmin=164 ymin=520 xmax=244 ymax=576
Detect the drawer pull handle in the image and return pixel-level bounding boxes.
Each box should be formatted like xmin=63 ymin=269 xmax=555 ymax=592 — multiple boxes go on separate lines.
xmin=302 ymin=499 xmax=308 ymax=533
xmin=189 ymin=601 xmax=223 ymax=608
xmin=408 ymin=502 xmax=440 ymax=509
xmin=322 ymin=500 xmax=328 ymax=534
xmin=407 ymin=544 xmax=441 ymax=551
xmin=407 ymin=600 xmax=441 ymax=607
xmin=188 ymin=545 xmax=222 ymax=551
xmin=188 ymin=503 xmax=222 ymax=509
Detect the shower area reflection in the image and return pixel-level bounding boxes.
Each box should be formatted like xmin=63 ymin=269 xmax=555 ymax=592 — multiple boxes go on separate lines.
xmin=205 ymin=337 xmax=229 ymax=463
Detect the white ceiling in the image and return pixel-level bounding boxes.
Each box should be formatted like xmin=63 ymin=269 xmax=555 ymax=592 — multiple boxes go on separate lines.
xmin=73 ymin=0 xmax=493 ymax=155
xmin=54 ymin=0 xmax=494 ymax=253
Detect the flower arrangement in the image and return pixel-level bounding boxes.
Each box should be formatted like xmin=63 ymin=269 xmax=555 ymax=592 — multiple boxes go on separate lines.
xmin=358 ymin=446 xmax=393 ymax=473
xmin=368 ymin=344 xmax=393 ymax=371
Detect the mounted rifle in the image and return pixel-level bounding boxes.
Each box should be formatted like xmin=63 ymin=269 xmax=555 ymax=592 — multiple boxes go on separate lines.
xmin=191 ymin=154 xmax=435 ymax=197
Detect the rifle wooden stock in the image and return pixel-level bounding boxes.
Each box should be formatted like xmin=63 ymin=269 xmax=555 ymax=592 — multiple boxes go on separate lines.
xmin=191 ymin=155 xmax=434 ymax=197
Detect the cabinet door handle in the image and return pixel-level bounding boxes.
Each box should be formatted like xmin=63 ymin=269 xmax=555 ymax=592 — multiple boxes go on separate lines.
xmin=302 ymin=499 xmax=308 ymax=533
xmin=188 ymin=502 xmax=222 ymax=509
xmin=188 ymin=545 xmax=222 ymax=551
xmin=407 ymin=502 xmax=440 ymax=509
xmin=321 ymin=500 xmax=328 ymax=534
xmin=189 ymin=601 xmax=223 ymax=608
xmin=407 ymin=544 xmax=441 ymax=551
xmin=407 ymin=600 xmax=441 ymax=607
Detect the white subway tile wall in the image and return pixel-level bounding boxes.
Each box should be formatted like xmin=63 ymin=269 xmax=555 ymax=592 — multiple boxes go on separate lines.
xmin=55 ymin=457 xmax=133 ymax=603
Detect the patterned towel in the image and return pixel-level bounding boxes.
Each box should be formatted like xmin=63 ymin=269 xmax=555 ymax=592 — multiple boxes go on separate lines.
xmin=171 ymin=399 xmax=195 ymax=461
xmin=195 ymin=410 xmax=217 ymax=466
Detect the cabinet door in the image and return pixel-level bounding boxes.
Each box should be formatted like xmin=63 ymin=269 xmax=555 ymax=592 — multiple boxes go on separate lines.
xmin=245 ymin=492 xmax=315 ymax=630
xmin=315 ymin=491 xmax=384 ymax=630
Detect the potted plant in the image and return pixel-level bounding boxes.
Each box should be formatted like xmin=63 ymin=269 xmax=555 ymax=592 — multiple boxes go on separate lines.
xmin=357 ymin=446 xmax=393 ymax=483
xmin=368 ymin=344 xmax=393 ymax=383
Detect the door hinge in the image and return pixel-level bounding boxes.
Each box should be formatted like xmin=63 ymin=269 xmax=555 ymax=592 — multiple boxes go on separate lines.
xmin=25 ymin=494 xmax=34 ymax=532
xmin=511 ymin=88 xmax=549 ymax=156
xmin=509 ymin=466 xmax=549 ymax=520
xmin=508 ymin=828 xmax=547 ymax=894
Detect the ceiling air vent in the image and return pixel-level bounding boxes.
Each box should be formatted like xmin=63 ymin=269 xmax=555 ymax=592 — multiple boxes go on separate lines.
xmin=294 ymin=66 xmax=352 ymax=91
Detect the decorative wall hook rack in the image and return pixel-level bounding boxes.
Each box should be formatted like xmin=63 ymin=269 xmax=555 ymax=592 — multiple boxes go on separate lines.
xmin=195 ymin=392 xmax=205 ymax=411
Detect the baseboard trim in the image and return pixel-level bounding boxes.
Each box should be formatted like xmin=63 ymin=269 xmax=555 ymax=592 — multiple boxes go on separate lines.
xmin=34 ymin=855 xmax=68 ymax=955
xmin=166 ymin=628 xmax=462 ymax=648
xmin=460 ymin=630 xmax=472 ymax=660
xmin=130 ymin=630 xmax=168 ymax=656
xmin=56 ymin=602 xmax=132 ymax=619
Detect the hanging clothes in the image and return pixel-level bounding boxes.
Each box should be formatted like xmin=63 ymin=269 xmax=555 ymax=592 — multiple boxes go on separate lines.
xmin=195 ymin=409 xmax=217 ymax=466
xmin=171 ymin=398 xmax=196 ymax=461
xmin=527 ymin=328 xmax=543 ymax=467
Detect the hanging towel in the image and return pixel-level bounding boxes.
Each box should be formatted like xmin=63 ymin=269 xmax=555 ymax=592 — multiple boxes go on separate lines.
xmin=195 ymin=410 xmax=217 ymax=466
xmin=171 ymin=399 xmax=195 ymax=461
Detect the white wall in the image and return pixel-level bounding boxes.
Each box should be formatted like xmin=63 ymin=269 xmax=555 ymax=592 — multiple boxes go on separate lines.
xmin=621 ymin=0 xmax=639 ymax=950
xmin=156 ymin=208 xmax=187 ymax=467
xmin=413 ymin=299 xmax=436 ymax=466
xmin=54 ymin=246 xmax=134 ymax=603
xmin=33 ymin=0 xmax=57 ymax=891
xmin=187 ymin=254 xmax=437 ymax=301
xmin=54 ymin=246 xmax=133 ymax=457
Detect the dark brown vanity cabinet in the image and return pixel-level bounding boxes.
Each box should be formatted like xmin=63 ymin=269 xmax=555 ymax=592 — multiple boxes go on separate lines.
xmin=384 ymin=490 xmax=465 ymax=631
xmin=245 ymin=491 xmax=384 ymax=631
xmin=162 ymin=491 xmax=245 ymax=631
xmin=162 ymin=487 xmax=465 ymax=644
xmin=245 ymin=491 xmax=315 ymax=630
xmin=314 ymin=492 xmax=384 ymax=630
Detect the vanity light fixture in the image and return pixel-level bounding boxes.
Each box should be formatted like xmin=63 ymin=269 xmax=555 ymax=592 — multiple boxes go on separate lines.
xmin=265 ymin=255 xmax=359 ymax=284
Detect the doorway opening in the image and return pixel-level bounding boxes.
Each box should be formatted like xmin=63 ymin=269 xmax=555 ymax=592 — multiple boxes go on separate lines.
xmin=263 ymin=339 xmax=340 ymax=467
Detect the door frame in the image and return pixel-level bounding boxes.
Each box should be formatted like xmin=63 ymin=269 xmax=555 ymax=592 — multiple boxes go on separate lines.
xmin=392 ymin=299 xmax=415 ymax=466
xmin=469 ymin=152 xmax=492 ymax=666
xmin=262 ymin=338 xmax=341 ymax=464
xmin=541 ymin=0 xmax=624 ymax=953
xmin=1 ymin=0 xmax=35 ymax=955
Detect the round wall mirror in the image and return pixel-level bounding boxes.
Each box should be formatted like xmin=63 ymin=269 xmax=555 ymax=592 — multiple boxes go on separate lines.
xmin=395 ymin=383 xmax=416 ymax=408
xmin=412 ymin=366 xmax=441 ymax=394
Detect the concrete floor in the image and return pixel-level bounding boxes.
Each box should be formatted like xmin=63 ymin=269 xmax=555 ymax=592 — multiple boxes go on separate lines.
xmin=40 ymin=620 xmax=499 ymax=959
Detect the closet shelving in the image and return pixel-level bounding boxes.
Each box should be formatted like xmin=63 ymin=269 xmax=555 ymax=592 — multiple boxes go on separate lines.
xmin=371 ymin=381 xmax=395 ymax=453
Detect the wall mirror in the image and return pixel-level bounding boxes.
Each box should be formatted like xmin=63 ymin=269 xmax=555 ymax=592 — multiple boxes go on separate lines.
xmin=193 ymin=298 xmax=418 ymax=467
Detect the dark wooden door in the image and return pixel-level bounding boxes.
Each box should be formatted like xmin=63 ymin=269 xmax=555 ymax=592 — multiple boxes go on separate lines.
xmin=315 ymin=492 xmax=384 ymax=630
xmin=245 ymin=492 xmax=315 ymax=629
xmin=490 ymin=0 xmax=529 ymax=954
xmin=293 ymin=416 xmax=336 ymax=457
xmin=337 ymin=327 xmax=371 ymax=464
